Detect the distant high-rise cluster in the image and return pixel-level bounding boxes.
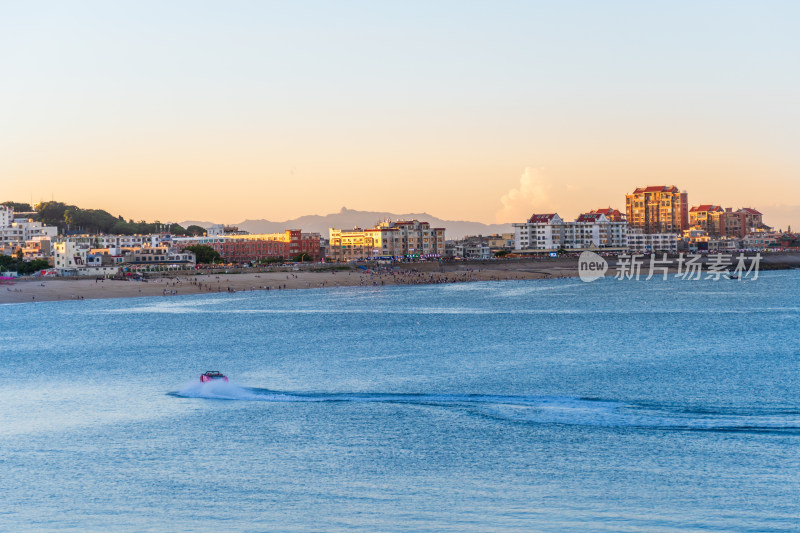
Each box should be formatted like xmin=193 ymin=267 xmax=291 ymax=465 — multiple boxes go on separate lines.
xmin=507 ymin=184 xmax=782 ymax=255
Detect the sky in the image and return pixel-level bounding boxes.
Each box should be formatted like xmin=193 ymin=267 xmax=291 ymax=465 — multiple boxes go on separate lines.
xmin=1 ymin=1 xmax=799 ymax=229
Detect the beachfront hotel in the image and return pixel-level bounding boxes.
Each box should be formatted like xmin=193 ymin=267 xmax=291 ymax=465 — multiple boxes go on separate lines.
xmin=172 ymin=230 xmax=322 ymax=263
xmin=513 ymin=212 xmax=628 ymax=252
xmin=328 ymin=220 xmax=445 ymax=261
xmin=626 ymin=185 xmax=689 ymax=234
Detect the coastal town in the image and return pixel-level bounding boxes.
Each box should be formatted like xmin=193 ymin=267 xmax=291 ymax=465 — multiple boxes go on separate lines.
xmin=1 ymin=184 xmax=797 ymax=279
xmin=4 ymin=3 xmax=800 ymax=531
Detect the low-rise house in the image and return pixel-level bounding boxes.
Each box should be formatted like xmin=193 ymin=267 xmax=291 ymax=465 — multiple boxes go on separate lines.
xmin=486 ymin=233 xmax=515 ymax=251
xmin=54 ymin=241 xmax=121 ymax=276
xmin=455 ymin=236 xmax=492 ymax=259
xmin=627 ymin=230 xmax=678 ymax=253
xmin=21 ymin=238 xmax=53 ymax=260
xmin=122 ymin=246 xmax=196 ymax=270
xmin=742 ymin=231 xmax=781 ymax=250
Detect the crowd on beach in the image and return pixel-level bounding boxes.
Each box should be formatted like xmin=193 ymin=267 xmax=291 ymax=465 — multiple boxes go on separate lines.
xmin=153 ymin=268 xmax=495 ymax=296
xmin=0 ymin=262 xmax=579 ymax=304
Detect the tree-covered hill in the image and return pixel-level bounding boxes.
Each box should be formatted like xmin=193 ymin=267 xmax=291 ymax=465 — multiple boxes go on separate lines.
xmin=2 ymin=200 xmax=188 ymax=236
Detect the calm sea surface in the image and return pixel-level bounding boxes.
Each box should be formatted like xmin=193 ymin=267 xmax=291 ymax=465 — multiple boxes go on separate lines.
xmin=2 ymin=272 xmax=799 ymax=532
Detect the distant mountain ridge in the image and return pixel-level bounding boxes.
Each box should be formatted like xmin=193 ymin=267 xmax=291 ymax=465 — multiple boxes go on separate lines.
xmin=181 ymin=207 xmax=513 ymax=240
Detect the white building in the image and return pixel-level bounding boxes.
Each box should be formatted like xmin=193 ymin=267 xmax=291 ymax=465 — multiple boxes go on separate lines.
xmin=627 ymin=230 xmax=678 ymax=253
xmin=121 ymin=246 xmax=196 ymax=270
xmin=0 ymin=206 xmax=58 ymax=249
xmin=54 ymin=241 xmax=120 ymax=276
xmin=206 ymin=224 xmax=225 ymax=236
xmin=0 ymin=205 xmax=13 ymax=228
xmin=514 ymin=213 xmax=628 ymax=252
xmin=514 ymin=214 xmax=564 ymax=250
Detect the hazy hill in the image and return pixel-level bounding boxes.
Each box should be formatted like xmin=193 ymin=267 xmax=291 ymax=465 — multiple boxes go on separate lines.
xmin=181 ymin=207 xmax=513 ymax=240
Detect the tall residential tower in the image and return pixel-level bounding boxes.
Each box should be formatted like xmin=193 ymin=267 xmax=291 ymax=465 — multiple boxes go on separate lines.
xmin=625 ymin=185 xmax=688 ymax=234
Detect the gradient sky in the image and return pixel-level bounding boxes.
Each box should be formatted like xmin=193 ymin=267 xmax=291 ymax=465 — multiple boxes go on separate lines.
xmin=2 ymin=1 xmax=799 ymax=229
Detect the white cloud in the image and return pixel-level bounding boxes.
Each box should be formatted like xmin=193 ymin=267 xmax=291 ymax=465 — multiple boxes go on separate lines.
xmin=495 ymin=167 xmax=555 ymax=223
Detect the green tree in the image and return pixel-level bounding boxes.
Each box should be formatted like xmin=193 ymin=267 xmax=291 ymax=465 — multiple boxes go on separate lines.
xmin=292 ymin=252 xmax=312 ymax=262
xmin=185 ymin=225 xmax=207 ymax=236
xmin=0 ymin=255 xmax=49 ymax=275
xmin=1 ymin=201 xmax=33 ymax=212
xmin=35 ymin=201 xmax=71 ymax=229
xmin=182 ymin=245 xmax=221 ymax=264
xmin=494 ymin=250 xmax=509 ymax=258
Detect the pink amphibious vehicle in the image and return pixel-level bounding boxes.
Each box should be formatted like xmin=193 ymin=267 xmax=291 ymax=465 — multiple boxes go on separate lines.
xmin=200 ymin=371 xmax=228 ymax=383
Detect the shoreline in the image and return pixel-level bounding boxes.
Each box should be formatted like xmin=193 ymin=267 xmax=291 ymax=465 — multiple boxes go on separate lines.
xmin=0 ymin=260 xmax=583 ymax=304
xmin=2 ymin=254 xmax=798 ymax=305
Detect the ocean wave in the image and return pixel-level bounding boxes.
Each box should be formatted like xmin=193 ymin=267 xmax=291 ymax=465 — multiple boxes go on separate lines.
xmin=170 ymin=384 xmax=800 ymax=433
xmin=117 ymin=306 xmax=800 ymax=316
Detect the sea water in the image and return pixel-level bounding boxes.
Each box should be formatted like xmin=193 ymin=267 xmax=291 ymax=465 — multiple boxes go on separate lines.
xmin=1 ymin=272 xmax=799 ymax=531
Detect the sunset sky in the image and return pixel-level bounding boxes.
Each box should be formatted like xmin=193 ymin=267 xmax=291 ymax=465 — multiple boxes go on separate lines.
xmin=2 ymin=1 xmax=799 ymax=229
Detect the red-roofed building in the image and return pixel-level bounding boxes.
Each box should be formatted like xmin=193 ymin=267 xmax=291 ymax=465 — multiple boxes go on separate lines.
xmin=589 ymin=208 xmax=625 ymax=222
xmin=514 ymin=212 xmax=627 ymax=251
xmin=527 ymin=213 xmax=559 ymax=224
xmin=686 ymin=205 xmax=766 ymax=238
xmin=689 ymin=204 xmax=724 ymax=234
xmin=739 ymin=208 xmax=764 ymax=233
xmin=625 ymin=185 xmax=688 ymax=234
xmin=208 ymin=230 xmax=322 ymax=263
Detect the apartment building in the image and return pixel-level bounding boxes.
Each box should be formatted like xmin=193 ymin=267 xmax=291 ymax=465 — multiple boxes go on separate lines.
xmin=513 ymin=213 xmax=627 ymax=252
xmin=627 ymin=230 xmax=678 ymax=253
xmin=0 ymin=205 xmax=13 ymax=228
xmin=122 ymin=246 xmax=196 ymax=269
xmin=173 ymin=230 xmax=322 ymax=262
xmin=626 ymin=185 xmax=689 ymax=234
xmin=329 ymin=220 xmax=445 ymax=261
xmin=688 ymin=206 xmax=766 ymax=238
xmin=513 ymin=214 xmax=564 ymax=250
xmin=0 ymin=205 xmax=58 ymax=248
xmin=689 ymin=205 xmax=724 ymax=234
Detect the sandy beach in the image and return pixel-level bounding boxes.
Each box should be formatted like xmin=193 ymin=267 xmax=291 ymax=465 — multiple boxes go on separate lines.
xmin=3 ymin=254 xmax=796 ymax=305
xmin=0 ymin=259 xmax=585 ymax=304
